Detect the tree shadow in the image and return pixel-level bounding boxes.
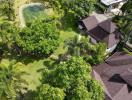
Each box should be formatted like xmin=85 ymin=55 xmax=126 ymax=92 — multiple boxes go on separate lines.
xmin=43 ymin=58 xmax=58 ymax=70
xmin=1 ymin=49 xmax=53 ymax=65
xmin=23 ymin=90 xmax=37 ymax=100
xmin=60 ymin=13 xmax=79 ymax=33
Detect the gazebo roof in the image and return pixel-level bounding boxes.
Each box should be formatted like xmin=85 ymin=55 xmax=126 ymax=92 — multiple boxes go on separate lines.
xmin=101 ymin=0 xmax=123 ymax=6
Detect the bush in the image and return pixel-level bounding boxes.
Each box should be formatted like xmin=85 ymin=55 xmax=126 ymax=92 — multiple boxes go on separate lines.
xmin=15 ymin=17 xmax=60 ymax=56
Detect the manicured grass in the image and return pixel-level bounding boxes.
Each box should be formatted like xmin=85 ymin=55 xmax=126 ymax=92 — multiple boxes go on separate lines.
xmin=54 ymin=30 xmax=76 ymax=55
xmin=1 ymin=0 xmax=78 ymax=94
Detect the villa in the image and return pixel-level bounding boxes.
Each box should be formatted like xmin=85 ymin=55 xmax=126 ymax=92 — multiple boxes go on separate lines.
xmin=101 ymin=0 xmax=127 ymax=15
xmin=78 ymin=16 xmax=120 ymax=52
xmin=93 ymin=52 xmax=132 ymax=100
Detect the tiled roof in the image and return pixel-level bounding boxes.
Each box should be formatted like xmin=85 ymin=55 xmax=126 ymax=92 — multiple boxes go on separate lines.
xmin=80 ymin=16 xmax=120 ymax=48
xmin=82 ymin=16 xmax=99 ymax=31
xmin=93 ymin=52 xmax=132 ymax=100
xmin=99 ymin=20 xmax=117 ymax=33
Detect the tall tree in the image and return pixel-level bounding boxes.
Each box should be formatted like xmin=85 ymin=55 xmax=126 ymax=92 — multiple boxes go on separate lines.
xmin=0 ymin=61 xmax=28 ymax=100
xmin=36 ymin=84 xmax=65 ymax=100
xmin=0 ymin=22 xmax=19 ymax=52
xmin=46 ymin=0 xmax=97 ymax=19
xmin=15 ymin=17 xmax=60 ymax=56
xmin=1 ymin=0 xmax=15 ymax=21
xmin=121 ymin=0 xmax=132 ymax=14
xmin=38 ymin=56 xmax=104 ymax=100
xmin=65 ymin=36 xmax=106 ymax=65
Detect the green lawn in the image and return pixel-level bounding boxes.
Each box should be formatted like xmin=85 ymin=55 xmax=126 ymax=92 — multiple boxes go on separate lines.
xmin=54 ymin=30 xmax=76 ymax=55
xmin=1 ymin=1 xmax=78 ymax=96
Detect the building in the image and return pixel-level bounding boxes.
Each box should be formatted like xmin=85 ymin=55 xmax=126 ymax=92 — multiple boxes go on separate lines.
xmin=101 ymin=0 xmax=127 ymax=15
xmin=93 ymin=52 xmax=132 ymax=100
xmin=78 ymin=16 xmax=120 ymax=52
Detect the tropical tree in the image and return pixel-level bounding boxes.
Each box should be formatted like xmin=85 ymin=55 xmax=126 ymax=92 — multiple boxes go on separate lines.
xmin=120 ymin=21 xmax=132 ymax=45
xmin=65 ymin=36 xmax=106 ymax=65
xmin=1 ymin=0 xmax=15 ymax=21
xmin=38 ymin=56 xmax=104 ymax=100
xmin=0 ymin=61 xmax=28 ymax=100
xmin=46 ymin=0 xmax=97 ymax=19
xmin=114 ymin=13 xmax=132 ymax=48
xmin=121 ymin=0 xmax=132 ymax=14
xmin=0 ymin=22 xmax=19 ymax=53
xmin=64 ymin=35 xmax=81 ymax=56
xmin=113 ymin=0 xmax=132 ymax=47
xmin=36 ymin=84 xmax=65 ymax=100
xmin=15 ymin=17 xmax=60 ymax=56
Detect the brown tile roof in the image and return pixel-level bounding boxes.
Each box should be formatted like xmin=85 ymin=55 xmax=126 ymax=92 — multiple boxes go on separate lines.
xmin=88 ymin=26 xmax=119 ymax=48
xmin=120 ymin=68 xmax=132 ymax=87
xmin=80 ymin=16 xmax=120 ymax=48
xmin=82 ymin=16 xmax=99 ymax=31
xmin=89 ymin=26 xmax=108 ymax=41
xmin=106 ymin=52 xmax=132 ymax=66
xmin=93 ymin=52 xmax=132 ymax=99
xmin=99 ymin=19 xmax=117 ymax=33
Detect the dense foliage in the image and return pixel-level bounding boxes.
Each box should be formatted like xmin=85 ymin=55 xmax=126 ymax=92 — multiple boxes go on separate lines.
xmin=37 ymin=56 xmax=104 ymax=100
xmin=0 ymin=22 xmax=19 ymax=54
xmin=121 ymin=0 xmax=132 ymax=14
xmin=65 ymin=36 xmax=106 ymax=65
xmin=46 ymin=0 xmax=97 ymax=18
xmin=36 ymin=84 xmax=65 ymax=100
xmin=15 ymin=17 xmax=60 ymax=56
xmin=0 ymin=0 xmax=15 ymax=21
xmin=0 ymin=61 xmax=27 ymax=100
xmin=0 ymin=0 xmax=108 ymax=99
xmin=114 ymin=1 xmax=132 ymax=45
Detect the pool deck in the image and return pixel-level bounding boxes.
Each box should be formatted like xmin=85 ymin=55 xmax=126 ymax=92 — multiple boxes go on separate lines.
xmin=19 ymin=3 xmax=42 ymax=28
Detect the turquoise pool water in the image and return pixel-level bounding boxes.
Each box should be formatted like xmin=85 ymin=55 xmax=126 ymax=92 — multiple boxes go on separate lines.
xmin=23 ymin=4 xmax=46 ymax=23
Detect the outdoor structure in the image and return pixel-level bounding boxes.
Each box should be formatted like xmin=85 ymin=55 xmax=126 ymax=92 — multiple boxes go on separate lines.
xmin=101 ymin=0 xmax=127 ymax=15
xmin=93 ymin=52 xmax=132 ymax=100
xmin=78 ymin=16 xmax=120 ymax=52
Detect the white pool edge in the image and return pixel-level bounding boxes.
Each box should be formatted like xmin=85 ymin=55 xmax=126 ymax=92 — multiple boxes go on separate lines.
xmin=19 ymin=3 xmax=43 ymax=28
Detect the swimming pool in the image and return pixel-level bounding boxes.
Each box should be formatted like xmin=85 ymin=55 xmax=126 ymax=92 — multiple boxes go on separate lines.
xmin=23 ymin=3 xmax=46 ymax=23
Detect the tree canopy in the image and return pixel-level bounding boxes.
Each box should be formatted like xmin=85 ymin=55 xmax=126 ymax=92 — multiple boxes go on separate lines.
xmin=0 ymin=0 xmax=15 ymax=21
xmin=15 ymin=17 xmax=60 ymax=56
xmin=121 ymin=0 xmax=132 ymax=14
xmin=47 ymin=0 xmax=97 ymax=19
xmin=65 ymin=36 xmax=106 ymax=65
xmin=37 ymin=56 xmax=104 ymax=100
xmin=0 ymin=61 xmax=28 ymax=100
xmin=36 ymin=84 xmax=65 ymax=100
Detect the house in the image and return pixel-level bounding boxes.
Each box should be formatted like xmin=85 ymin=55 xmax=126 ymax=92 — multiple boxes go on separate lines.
xmin=101 ymin=0 xmax=127 ymax=15
xmin=93 ymin=52 xmax=132 ymax=100
xmin=78 ymin=16 xmax=120 ymax=52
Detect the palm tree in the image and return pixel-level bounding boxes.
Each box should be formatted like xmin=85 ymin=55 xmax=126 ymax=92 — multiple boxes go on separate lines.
xmin=121 ymin=0 xmax=132 ymax=15
xmin=0 ymin=61 xmax=28 ymax=100
xmin=64 ymin=35 xmax=81 ymax=56
xmin=118 ymin=16 xmax=132 ymax=47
